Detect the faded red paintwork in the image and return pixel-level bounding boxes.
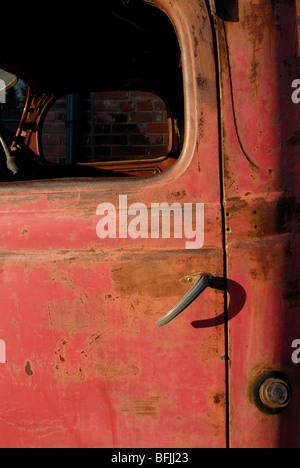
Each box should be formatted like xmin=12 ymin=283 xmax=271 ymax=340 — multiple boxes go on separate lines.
xmin=215 ymin=0 xmax=300 ymax=447
xmin=0 ymin=0 xmax=299 ymax=449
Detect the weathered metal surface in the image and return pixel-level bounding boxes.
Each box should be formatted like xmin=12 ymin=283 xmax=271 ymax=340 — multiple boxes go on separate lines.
xmin=215 ymin=0 xmax=300 ymax=448
xmin=0 ymin=0 xmax=227 ymax=448
xmin=0 ymin=0 xmax=299 ymax=449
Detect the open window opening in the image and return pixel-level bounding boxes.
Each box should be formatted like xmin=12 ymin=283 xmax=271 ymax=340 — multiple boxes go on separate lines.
xmin=0 ymin=0 xmax=184 ymax=182
xmin=41 ymin=90 xmax=173 ymax=177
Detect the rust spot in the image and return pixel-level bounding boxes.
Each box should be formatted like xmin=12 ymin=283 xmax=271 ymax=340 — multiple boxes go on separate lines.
xmin=120 ymin=395 xmax=162 ymax=419
xmin=55 ymin=349 xmax=65 ymax=363
xmin=105 ymin=294 xmax=118 ymax=301
xmin=191 ymin=25 xmax=199 ymax=58
xmin=25 ymin=361 xmax=33 ymax=376
xmin=88 ymin=332 xmax=102 ymax=346
xmin=111 ymin=254 xmax=214 ymax=299
xmin=240 ymin=2 xmax=274 ymax=48
xmin=111 ymin=260 xmax=176 ymax=299
xmin=60 ymin=276 xmax=75 ymax=290
xmin=194 ymin=35 xmax=199 ymax=58
xmin=99 ymin=361 xmax=140 ymax=380
xmin=170 ymin=190 xmax=187 ymax=200
xmin=19 ymin=228 xmax=29 ymax=239
xmin=196 ymin=76 xmax=207 ymax=90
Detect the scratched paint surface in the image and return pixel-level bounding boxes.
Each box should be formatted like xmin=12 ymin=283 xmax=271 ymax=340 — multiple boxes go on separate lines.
xmin=216 ymin=0 xmax=300 ymax=448
xmin=0 ymin=251 xmax=225 ymax=448
xmin=0 ymin=0 xmax=227 ymax=448
xmin=1 ymin=0 xmax=298 ymax=449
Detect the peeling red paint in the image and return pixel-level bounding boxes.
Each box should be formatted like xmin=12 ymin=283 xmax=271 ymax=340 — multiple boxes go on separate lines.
xmin=0 ymin=0 xmax=298 ymax=449
xmin=216 ymin=0 xmax=300 ymax=448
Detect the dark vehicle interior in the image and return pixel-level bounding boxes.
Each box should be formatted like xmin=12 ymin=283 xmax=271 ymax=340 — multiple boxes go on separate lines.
xmin=0 ymin=0 xmax=184 ymax=182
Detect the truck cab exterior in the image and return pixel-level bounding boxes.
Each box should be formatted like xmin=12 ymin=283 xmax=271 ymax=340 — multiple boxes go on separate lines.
xmin=0 ymin=0 xmax=299 ymax=448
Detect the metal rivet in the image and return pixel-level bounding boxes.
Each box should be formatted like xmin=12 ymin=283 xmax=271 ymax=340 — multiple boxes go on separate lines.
xmin=259 ymin=378 xmax=290 ymax=409
xmin=252 ymin=372 xmax=292 ymax=414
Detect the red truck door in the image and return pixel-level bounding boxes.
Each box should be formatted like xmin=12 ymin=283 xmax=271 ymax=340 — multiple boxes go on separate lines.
xmin=0 ymin=0 xmax=228 ymax=448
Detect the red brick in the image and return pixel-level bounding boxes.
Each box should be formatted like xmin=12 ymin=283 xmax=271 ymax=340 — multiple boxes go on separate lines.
xmin=130 ymin=91 xmax=157 ymax=98
xmin=154 ymin=100 xmax=167 ymax=111
xmin=163 ymin=134 xmax=170 ymax=145
xmin=128 ymin=134 xmax=163 ymax=145
xmin=112 ymin=123 xmax=145 ymax=134
xmin=56 ymin=112 xmax=66 ymax=121
xmin=44 ymin=111 xmax=56 ymax=122
xmin=137 ymin=100 xmax=153 ymax=111
xmin=50 ymin=99 xmax=67 ymax=110
xmin=93 ymin=100 xmax=118 ymax=112
xmin=43 ymin=123 xmax=66 ymax=135
xmin=94 ymin=123 xmax=111 ymax=134
xmin=111 ymin=146 xmax=146 ymax=157
xmin=42 ymin=135 xmax=58 ymax=145
xmin=119 ymin=101 xmax=135 ymax=111
xmin=43 ymin=146 xmax=66 ymax=157
xmin=146 ymin=122 xmax=169 ymax=134
xmin=94 ymin=113 xmax=128 ymax=124
xmin=130 ymin=111 xmax=163 ymax=122
xmin=58 ymin=135 xmax=66 ymax=145
xmin=96 ymin=135 xmax=128 ymax=146
xmin=147 ymin=145 xmax=168 ymax=157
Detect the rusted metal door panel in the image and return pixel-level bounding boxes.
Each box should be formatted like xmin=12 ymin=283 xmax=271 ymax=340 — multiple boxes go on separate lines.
xmin=0 ymin=250 xmax=225 ymax=448
xmin=0 ymin=0 xmax=227 ymax=448
xmin=215 ymin=0 xmax=300 ymax=448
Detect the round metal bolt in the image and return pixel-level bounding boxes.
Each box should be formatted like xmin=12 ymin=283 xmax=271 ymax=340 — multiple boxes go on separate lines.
xmin=259 ymin=378 xmax=291 ymax=410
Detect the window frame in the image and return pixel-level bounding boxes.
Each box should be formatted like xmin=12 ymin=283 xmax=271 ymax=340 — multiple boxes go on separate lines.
xmin=0 ymin=0 xmax=205 ymax=195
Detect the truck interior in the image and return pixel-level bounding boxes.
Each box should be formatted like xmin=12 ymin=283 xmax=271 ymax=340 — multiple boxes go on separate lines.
xmin=0 ymin=0 xmax=184 ymax=182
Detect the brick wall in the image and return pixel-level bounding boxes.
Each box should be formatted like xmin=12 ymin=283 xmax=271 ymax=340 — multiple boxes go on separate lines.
xmin=42 ymin=98 xmax=67 ymax=162
xmin=42 ymin=91 xmax=170 ymax=164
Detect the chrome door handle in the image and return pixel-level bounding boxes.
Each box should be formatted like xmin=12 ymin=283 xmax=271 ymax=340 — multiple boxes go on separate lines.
xmin=156 ymin=275 xmax=212 ymax=327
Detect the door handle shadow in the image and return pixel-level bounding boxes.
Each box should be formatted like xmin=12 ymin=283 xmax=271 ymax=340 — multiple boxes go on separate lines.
xmin=191 ymin=277 xmax=246 ymax=329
